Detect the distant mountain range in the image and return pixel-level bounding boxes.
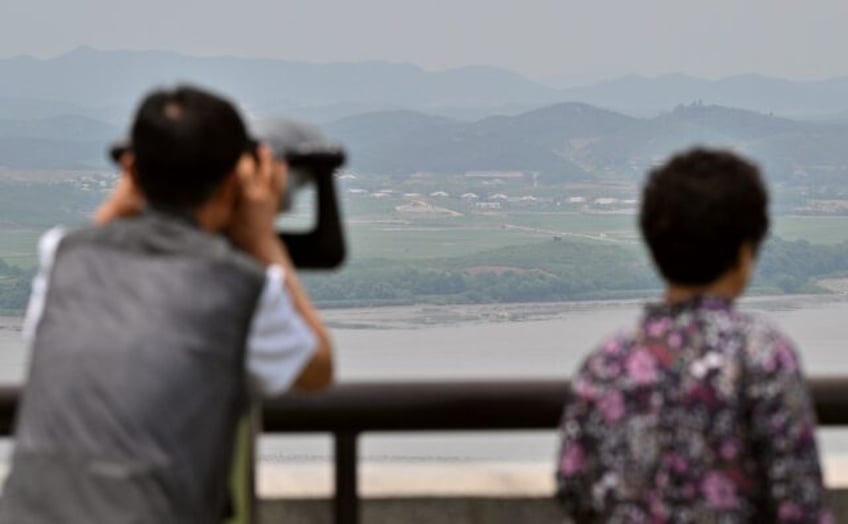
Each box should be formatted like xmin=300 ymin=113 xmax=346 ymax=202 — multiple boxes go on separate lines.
xmin=4 ymin=47 xmax=848 ymax=124
xmin=0 ymin=115 xmax=119 ymax=169
xmin=2 ymin=47 xmax=848 ymax=176
xmin=559 ymin=73 xmax=848 ymax=119
xmin=4 ymin=99 xmax=848 ymax=182
xmin=0 ymin=47 xmax=561 ymax=124
xmin=326 ymin=103 xmax=848 ymax=180
xmin=325 ymin=104 xmax=636 ymax=178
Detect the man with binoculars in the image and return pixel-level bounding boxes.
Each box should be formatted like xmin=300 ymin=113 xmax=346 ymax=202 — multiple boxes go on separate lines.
xmin=0 ymin=85 xmax=334 ymax=523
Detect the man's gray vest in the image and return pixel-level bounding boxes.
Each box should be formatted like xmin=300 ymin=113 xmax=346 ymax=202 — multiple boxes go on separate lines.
xmin=0 ymin=211 xmax=267 ymax=524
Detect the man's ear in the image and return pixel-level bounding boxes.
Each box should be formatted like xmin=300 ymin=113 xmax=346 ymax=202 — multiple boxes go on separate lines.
xmin=194 ymin=172 xmax=241 ymax=232
xmin=120 ymin=151 xmax=134 ymax=171
xmin=122 ymin=153 xmax=140 ymax=187
xmin=214 ymin=171 xmax=241 ymax=209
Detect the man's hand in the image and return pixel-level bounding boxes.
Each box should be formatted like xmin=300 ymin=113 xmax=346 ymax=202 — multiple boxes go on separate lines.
xmin=94 ymin=155 xmax=145 ymax=225
xmin=230 ymin=146 xmax=333 ymax=390
xmin=227 ymin=145 xmax=288 ymax=264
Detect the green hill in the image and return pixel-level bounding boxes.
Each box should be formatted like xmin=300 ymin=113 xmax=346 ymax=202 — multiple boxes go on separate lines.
xmin=326 ymin=102 xmax=848 ymax=182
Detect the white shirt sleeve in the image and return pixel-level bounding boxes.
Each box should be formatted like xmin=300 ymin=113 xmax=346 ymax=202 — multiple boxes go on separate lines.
xmin=21 ymin=227 xmax=65 ymax=346
xmin=246 ymin=264 xmax=318 ymax=397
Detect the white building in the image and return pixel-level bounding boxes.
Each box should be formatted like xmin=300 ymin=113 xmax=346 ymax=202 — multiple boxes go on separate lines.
xmin=594 ymin=198 xmax=619 ymax=206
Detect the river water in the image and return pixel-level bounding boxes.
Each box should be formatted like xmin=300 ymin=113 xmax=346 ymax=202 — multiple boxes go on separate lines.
xmin=1 ymin=294 xmax=848 ymax=471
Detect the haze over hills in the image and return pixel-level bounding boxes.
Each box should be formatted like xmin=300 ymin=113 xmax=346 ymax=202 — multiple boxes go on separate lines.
xmin=0 ymin=115 xmax=119 ymax=169
xmin=5 ymin=48 xmax=848 ymax=124
xmin=4 ymin=97 xmax=848 ymax=183
xmin=0 ymin=115 xmax=118 ymax=142
xmin=325 ymin=103 xmax=639 ymax=179
xmin=559 ymin=73 xmax=848 ymax=118
xmin=0 ymin=47 xmax=562 ymax=123
xmin=326 ymin=103 xmax=848 ymax=180
xmin=3 ymin=47 xmax=848 ymax=175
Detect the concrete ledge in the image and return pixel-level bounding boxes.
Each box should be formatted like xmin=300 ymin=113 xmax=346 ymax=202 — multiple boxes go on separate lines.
xmin=257 ymin=458 xmax=848 ymax=498
xmin=260 ymin=491 xmax=848 ymax=524
xmin=257 ymin=462 xmax=555 ymax=498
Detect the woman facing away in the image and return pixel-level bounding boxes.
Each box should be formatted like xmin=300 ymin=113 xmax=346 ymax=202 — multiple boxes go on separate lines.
xmin=555 ymin=149 xmax=832 ymax=523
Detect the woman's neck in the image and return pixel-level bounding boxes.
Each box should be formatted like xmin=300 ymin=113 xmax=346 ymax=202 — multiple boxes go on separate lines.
xmin=665 ymin=278 xmax=740 ymax=305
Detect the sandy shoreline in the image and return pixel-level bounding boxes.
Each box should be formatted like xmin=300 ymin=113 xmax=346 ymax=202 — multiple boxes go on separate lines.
xmin=818 ymin=277 xmax=848 ymax=295
xmin=0 ymin=292 xmax=846 ymax=332
xmin=320 ymin=292 xmax=848 ymax=330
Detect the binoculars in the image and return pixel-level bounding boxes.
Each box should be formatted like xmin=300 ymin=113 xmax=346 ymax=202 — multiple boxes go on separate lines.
xmin=109 ymin=119 xmax=347 ymax=270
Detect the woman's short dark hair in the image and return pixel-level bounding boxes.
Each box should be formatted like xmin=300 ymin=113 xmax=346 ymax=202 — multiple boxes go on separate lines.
xmin=131 ymin=85 xmax=251 ymax=210
xmin=639 ymin=148 xmax=770 ymax=285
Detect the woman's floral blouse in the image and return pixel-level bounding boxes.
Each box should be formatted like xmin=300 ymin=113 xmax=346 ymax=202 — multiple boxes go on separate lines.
xmin=556 ymin=296 xmax=832 ymax=523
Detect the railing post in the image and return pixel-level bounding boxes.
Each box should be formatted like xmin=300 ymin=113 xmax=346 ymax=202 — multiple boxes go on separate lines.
xmin=334 ymin=431 xmax=359 ymax=524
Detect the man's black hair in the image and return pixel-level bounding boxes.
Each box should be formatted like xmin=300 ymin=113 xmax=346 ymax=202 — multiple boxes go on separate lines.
xmin=131 ymin=85 xmax=251 ymax=209
xmin=639 ymin=148 xmax=770 ymax=286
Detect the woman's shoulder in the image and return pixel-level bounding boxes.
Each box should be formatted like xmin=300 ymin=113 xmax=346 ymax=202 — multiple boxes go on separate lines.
xmin=733 ymin=312 xmax=803 ymax=375
xmin=574 ymin=329 xmax=640 ymax=385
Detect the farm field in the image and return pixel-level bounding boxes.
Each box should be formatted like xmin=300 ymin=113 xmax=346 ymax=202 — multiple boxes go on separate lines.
xmin=772 ymin=216 xmax=848 ymax=245
xmin=343 ymin=211 xmax=848 ymax=262
xmin=0 ymin=177 xmax=847 ymax=310
xmin=4 ymin=212 xmax=848 ymax=270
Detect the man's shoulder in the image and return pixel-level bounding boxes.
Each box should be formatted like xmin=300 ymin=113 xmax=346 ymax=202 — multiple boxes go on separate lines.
xmin=55 ymin=217 xmax=267 ymax=281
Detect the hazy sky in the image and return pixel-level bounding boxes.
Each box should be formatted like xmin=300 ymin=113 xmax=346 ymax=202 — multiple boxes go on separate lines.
xmin=3 ymin=0 xmax=847 ymax=84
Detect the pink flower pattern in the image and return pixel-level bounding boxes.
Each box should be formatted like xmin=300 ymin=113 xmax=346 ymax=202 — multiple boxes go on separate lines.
xmin=556 ymin=296 xmax=831 ymax=522
xmin=560 ymin=443 xmax=586 ymax=476
xmin=598 ymin=390 xmax=625 ymax=423
xmin=626 ymin=349 xmax=659 ymax=385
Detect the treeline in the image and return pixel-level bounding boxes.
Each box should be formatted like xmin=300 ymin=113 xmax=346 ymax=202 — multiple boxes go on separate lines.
xmin=303 ymin=239 xmax=654 ymax=306
xmin=304 ymin=237 xmax=848 ymax=307
xmin=0 ymin=237 xmax=846 ymax=313
xmin=757 ymin=238 xmax=848 ymax=293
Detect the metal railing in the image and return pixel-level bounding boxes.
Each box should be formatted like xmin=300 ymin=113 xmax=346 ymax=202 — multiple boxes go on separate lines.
xmin=261 ymin=378 xmax=848 ymax=524
xmin=2 ymin=378 xmax=848 ymax=524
